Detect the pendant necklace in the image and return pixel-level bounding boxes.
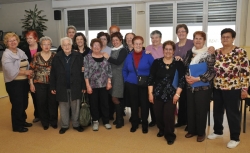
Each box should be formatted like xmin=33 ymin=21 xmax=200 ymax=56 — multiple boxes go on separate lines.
xmin=166 ymin=64 xmax=170 ymax=69
xmin=65 ymin=57 xmax=71 ymax=63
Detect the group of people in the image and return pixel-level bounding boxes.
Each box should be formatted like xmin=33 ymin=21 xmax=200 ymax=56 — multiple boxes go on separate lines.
xmin=1 ymin=23 xmax=249 ymax=149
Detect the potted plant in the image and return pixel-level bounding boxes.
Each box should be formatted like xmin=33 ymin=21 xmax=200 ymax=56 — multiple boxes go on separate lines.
xmin=21 ymin=4 xmax=48 ymax=39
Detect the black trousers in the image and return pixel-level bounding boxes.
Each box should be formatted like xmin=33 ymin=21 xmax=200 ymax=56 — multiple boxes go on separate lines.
xmin=149 ymin=103 xmax=156 ymax=123
xmin=126 ymin=82 xmax=149 ymax=129
xmin=34 ymin=83 xmax=58 ymax=127
xmin=213 ymin=88 xmax=241 ymax=141
xmin=5 ymin=80 xmax=29 ymax=131
xmin=154 ymin=99 xmax=176 ymax=141
xmin=30 ymin=90 xmax=39 ymax=118
xmin=176 ymin=86 xmax=187 ymax=125
xmin=89 ymin=87 xmax=109 ymax=124
xmin=187 ymin=89 xmax=211 ymax=136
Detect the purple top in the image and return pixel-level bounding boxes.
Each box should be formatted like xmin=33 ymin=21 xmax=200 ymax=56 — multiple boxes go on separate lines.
xmin=146 ymin=44 xmax=163 ymax=59
xmin=175 ymin=39 xmax=194 ymax=59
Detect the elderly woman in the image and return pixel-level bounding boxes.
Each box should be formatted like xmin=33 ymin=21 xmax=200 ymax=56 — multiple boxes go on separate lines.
xmin=2 ymin=32 xmax=33 ymax=132
xmin=57 ymin=25 xmax=77 ymax=52
xmin=84 ymin=38 xmax=112 ymax=131
xmin=29 ymin=36 xmax=58 ymax=130
xmin=207 ymin=28 xmax=249 ymax=149
xmin=21 ymin=30 xmax=42 ymax=123
xmin=97 ymin=32 xmax=111 ymax=55
xmin=50 ymin=37 xmax=85 ymax=134
xmin=148 ymin=40 xmax=185 ymax=145
xmin=123 ymin=36 xmax=154 ymax=133
xmin=146 ymin=30 xmax=164 ymax=127
xmin=73 ymin=32 xmax=91 ymax=57
xmin=183 ymin=31 xmax=215 ymax=142
xmin=103 ymin=32 xmax=127 ymax=128
xmin=124 ymin=32 xmax=136 ymax=53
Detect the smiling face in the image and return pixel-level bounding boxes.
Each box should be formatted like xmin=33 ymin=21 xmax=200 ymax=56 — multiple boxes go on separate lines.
xmin=221 ymin=32 xmax=235 ymax=47
xmin=126 ymin=33 xmax=134 ymax=46
xmin=112 ymin=37 xmax=122 ymax=48
xmin=151 ymin=34 xmax=161 ymax=47
xmin=133 ymin=39 xmax=143 ymax=53
xmin=67 ymin=28 xmax=76 ymax=39
xmin=193 ymin=34 xmax=205 ymax=49
xmin=91 ymin=42 xmax=102 ymax=54
xmin=41 ymin=40 xmax=51 ymax=52
xmin=76 ymin=35 xmax=84 ymax=47
xmin=100 ymin=36 xmax=108 ymax=47
xmin=163 ymin=44 xmax=174 ymax=59
xmin=26 ymin=35 xmax=37 ymax=46
xmin=7 ymin=36 xmax=18 ymax=50
xmin=177 ymin=27 xmax=188 ymax=41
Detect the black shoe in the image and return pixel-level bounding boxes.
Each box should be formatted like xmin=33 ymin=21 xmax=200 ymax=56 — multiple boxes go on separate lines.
xmin=142 ymin=128 xmax=148 ymax=134
xmin=73 ymin=126 xmax=84 ymax=132
xmin=167 ymin=140 xmax=175 ymax=145
xmin=24 ymin=122 xmax=33 ymax=127
xmin=175 ymin=123 xmax=185 ymax=127
xmin=149 ymin=122 xmax=156 ymax=127
xmin=13 ymin=127 xmax=28 ymax=133
xmin=157 ymin=131 xmax=164 ymax=137
xmin=184 ymin=126 xmax=188 ymax=131
xmin=59 ymin=128 xmax=68 ymax=134
xmin=51 ymin=124 xmax=58 ymax=129
xmin=130 ymin=127 xmax=138 ymax=133
xmin=43 ymin=126 xmax=49 ymax=130
xmin=33 ymin=118 xmax=40 ymax=123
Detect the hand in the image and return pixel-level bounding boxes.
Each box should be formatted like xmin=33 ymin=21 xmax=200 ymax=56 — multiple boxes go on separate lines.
xmin=102 ymin=52 xmax=109 ymax=59
xmin=51 ymin=90 xmax=56 ymax=94
xmin=208 ymin=46 xmax=215 ymax=54
xmin=148 ymin=93 xmax=154 ymax=104
xmin=173 ymin=94 xmax=179 ymax=104
xmin=185 ymin=75 xmax=199 ymax=85
xmin=25 ymin=70 xmax=33 ymax=76
xmin=82 ymin=67 xmax=85 ymax=72
xmin=106 ymin=83 xmax=112 ymax=90
xmin=145 ymin=50 xmax=151 ymax=54
xmin=175 ymin=56 xmax=183 ymax=61
xmin=241 ymin=90 xmax=248 ymax=99
xmin=82 ymin=89 xmax=86 ymax=93
xmin=87 ymin=86 xmax=93 ymax=94
xmin=30 ymin=84 xmax=35 ymax=93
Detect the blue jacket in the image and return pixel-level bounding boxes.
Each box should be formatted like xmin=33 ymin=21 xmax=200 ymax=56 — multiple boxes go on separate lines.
xmin=122 ymin=51 xmax=154 ymax=85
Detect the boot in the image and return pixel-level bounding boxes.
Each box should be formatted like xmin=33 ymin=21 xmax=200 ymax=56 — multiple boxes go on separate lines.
xmin=115 ymin=104 xmax=124 ymax=128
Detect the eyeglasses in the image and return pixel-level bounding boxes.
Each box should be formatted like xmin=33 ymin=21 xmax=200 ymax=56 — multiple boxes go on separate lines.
xmin=8 ymin=39 xmax=17 ymax=43
xmin=177 ymin=31 xmax=186 ymax=34
xmin=42 ymin=44 xmax=51 ymax=46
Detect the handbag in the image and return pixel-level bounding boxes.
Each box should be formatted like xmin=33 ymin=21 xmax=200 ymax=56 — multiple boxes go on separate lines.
xmin=79 ymin=93 xmax=91 ymax=126
xmin=132 ymin=57 xmax=149 ymax=87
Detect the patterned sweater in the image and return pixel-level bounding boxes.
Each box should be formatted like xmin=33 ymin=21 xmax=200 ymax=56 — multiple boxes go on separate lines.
xmin=214 ymin=46 xmax=249 ymax=90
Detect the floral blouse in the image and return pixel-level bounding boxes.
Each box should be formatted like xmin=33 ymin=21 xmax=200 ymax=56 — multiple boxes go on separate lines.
xmin=148 ymin=58 xmax=185 ymax=102
xmin=29 ymin=52 xmax=56 ymax=84
xmin=214 ymin=46 xmax=249 ymax=91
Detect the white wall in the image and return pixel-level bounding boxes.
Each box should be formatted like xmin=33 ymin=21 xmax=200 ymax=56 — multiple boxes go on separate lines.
xmin=0 ymin=0 xmax=61 ymax=47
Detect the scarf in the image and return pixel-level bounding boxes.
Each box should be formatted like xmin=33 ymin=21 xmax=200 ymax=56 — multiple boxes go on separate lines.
xmin=112 ymin=44 xmax=123 ymax=51
xmin=190 ymin=45 xmax=208 ymax=65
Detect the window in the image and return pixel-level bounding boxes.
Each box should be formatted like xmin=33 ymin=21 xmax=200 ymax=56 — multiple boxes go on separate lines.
xmin=207 ymin=0 xmax=237 ymax=48
xmin=149 ymin=3 xmax=173 ymax=43
xmin=67 ymin=9 xmax=85 ymax=35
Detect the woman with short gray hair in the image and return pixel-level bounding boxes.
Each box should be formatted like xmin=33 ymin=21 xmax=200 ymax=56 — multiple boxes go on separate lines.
xmin=29 ymin=36 xmax=58 ymax=130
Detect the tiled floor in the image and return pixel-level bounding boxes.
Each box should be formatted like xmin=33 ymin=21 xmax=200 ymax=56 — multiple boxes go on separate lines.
xmin=0 ymin=96 xmax=249 ymax=153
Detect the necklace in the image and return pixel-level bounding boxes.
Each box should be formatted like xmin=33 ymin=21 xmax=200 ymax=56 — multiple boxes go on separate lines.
xmin=163 ymin=58 xmax=173 ymax=70
xmin=65 ymin=57 xmax=71 ymax=63
xmin=166 ymin=64 xmax=170 ymax=69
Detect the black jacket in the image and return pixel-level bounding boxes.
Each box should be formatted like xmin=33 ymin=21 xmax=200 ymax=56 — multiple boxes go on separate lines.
xmin=50 ymin=50 xmax=85 ymax=102
xmin=21 ymin=42 xmax=42 ymax=63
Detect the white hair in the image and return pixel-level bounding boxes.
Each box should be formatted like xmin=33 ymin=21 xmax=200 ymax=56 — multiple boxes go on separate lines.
xmin=39 ymin=36 xmax=52 ymax=45
xmin=60 ymin=37 xmax=72 ymax=46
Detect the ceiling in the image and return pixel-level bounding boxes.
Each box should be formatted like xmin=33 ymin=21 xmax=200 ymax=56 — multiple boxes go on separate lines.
xmin=0 ymin=0 xmax=47 ymax=4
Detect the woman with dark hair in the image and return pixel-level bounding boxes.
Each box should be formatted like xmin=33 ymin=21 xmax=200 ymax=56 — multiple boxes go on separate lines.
xmin=123 ymin=36 xmax=154 ymax=133
xmin=124 ymin=32 xmax=136 ymax=53
xmin=183 ymin=31 xmax=215 ymax=142
xmin=84 ymin=38 xmax=112 ymax=131
xmin=21 ymin=30 xmax=42 ymax=123
xmin=97 ymin=32 xmax=111 ymax=55
xmin=148 ymin=40 xmax=185 ymax=145
xmin=73 ymin=32 xmax=91 ymax=57
xmin=207 ymin=28 xmax=249 ymax=149
xmin=103 ymin=32 xmax=127 ymax=128
xmin=2 ymin=32 xmax=33 ymax=132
